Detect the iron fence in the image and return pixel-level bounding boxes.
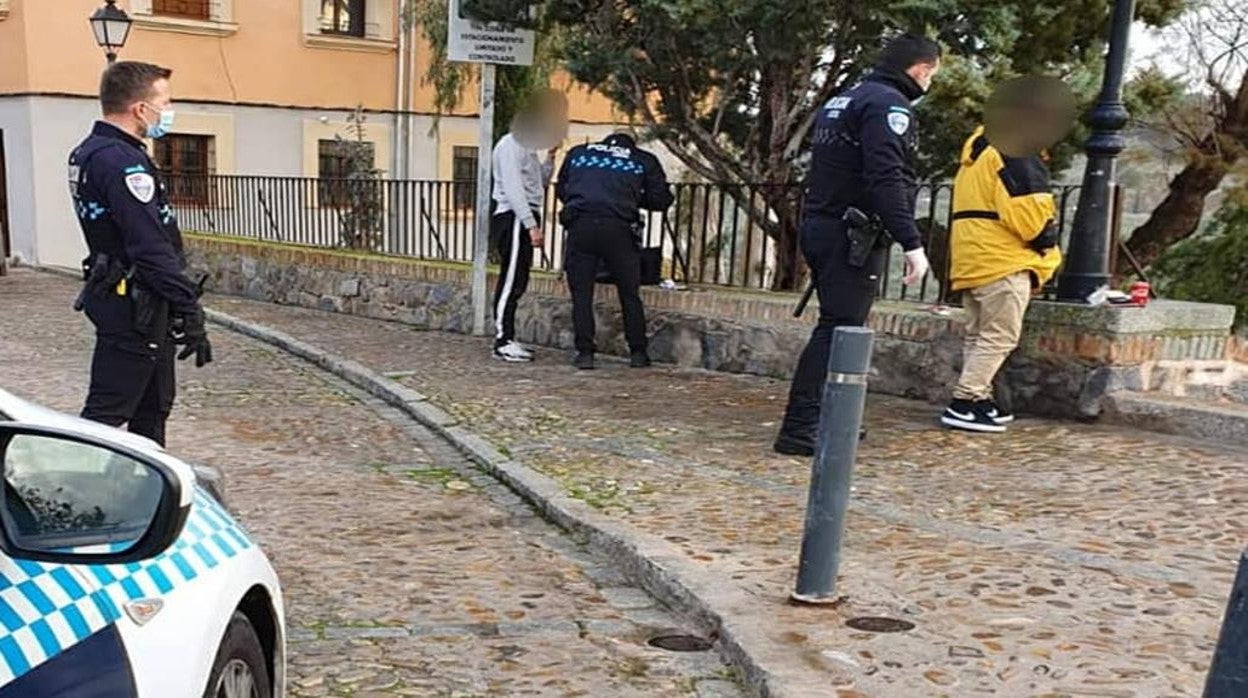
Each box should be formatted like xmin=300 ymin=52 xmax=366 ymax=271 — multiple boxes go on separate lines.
xmin=169 ymin=174 xmax=1088 ymax=304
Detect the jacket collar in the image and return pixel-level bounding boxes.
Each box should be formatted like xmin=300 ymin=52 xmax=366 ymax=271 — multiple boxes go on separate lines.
xmin=92 ymin=121 xmax=147 ymax=151
xmin=603 ymin=133 xmax=636 ymax=148
xmin=865 ymin=68 xmax=926 ymax=102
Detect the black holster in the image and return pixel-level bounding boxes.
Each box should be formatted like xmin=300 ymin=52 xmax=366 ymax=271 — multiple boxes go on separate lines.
xmin=844 ymin=207 xmax=890 ymax=268
xmin=73 ymin=253 xmax=126 ymax=312
xmin=131 ymin=284 xmax=170 ymax=342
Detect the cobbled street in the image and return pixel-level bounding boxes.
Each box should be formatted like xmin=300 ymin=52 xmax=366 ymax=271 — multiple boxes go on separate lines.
xmin=202 ymin=286 xmax=1245 ymax=696
xmin=0 ymin=270 xmax=742 ymax=697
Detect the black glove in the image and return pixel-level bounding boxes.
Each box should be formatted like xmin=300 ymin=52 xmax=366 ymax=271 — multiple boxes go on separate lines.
xmin=172 ymin=306 xmax=214 ymax=368
xmin=1029 ymin=220 xmax=1059 ymax=253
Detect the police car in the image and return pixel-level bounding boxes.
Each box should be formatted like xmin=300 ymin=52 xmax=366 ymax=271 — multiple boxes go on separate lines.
xmin=0 ymin=389 xmax=284 ymax=697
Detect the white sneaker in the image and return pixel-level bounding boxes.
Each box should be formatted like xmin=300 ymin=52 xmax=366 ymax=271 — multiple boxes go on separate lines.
xmin=493 ymin=341 xmax=533 ymax=363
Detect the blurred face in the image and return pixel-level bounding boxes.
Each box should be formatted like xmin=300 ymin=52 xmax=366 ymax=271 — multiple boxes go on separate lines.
xmin=985 ymin=77 xmax=1077 ymax=156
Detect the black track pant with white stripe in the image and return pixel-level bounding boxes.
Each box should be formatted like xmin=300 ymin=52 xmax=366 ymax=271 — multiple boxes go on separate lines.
xmin=491 ymin=210 xmax=536 ymax=348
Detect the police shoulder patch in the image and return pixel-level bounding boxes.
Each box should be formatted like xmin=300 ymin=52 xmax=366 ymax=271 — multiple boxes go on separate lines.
xmin=125 ymin=172 xmax=156 ymax=203
xmin=886 ymin=109 xmax=911 ymax=136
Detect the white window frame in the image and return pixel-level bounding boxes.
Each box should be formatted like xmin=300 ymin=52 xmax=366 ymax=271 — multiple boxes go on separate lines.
xmin=303 ymin=0 xmax=397 ymax=53
xmin=130 ymin=0 xmax=239 ymax=38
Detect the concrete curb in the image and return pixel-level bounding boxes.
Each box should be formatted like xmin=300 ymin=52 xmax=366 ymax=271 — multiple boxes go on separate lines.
xmin=205 ymin=307 xmax=814 ymax=698
xmin=1105 ymin=392 xmax=1248 ymax=447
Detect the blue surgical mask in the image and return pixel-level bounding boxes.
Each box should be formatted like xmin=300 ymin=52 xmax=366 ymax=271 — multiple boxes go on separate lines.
xmin=142 ymin=103 xmax=175 ymax=139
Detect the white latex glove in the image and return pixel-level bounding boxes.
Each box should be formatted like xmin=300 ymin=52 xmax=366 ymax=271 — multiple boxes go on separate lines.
xmin=903 ymin=248 xmax=930 ymax=286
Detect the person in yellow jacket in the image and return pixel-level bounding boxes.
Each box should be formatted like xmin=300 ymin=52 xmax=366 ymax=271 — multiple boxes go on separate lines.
xmin=942 ymin=77 xmax=1074 ymax=433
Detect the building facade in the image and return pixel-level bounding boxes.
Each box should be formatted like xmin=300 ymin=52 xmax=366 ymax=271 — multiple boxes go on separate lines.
xmin=0 ymin=0 xmax=635 ymax=269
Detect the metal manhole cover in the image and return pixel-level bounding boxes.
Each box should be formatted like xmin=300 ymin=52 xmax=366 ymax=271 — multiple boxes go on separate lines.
xmin=647 ymin=634 xmax=714 ymax=652
xmin=845 ymin=616 xmax=915 ymax=633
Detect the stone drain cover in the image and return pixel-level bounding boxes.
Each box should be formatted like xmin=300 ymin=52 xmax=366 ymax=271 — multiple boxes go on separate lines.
xmin=648 ymin=634 xmax=714 ymax=652
xmin=845 ymin=616 xmax=916 ymax=633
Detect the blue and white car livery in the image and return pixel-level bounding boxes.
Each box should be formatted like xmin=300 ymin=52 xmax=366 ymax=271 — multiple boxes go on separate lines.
xmin=0 ymin=389 xmax=285 ymax=697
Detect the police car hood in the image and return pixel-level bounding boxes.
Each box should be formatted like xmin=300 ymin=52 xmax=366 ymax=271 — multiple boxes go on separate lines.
xmin=0 ymin=388 xmax=201 ymax=507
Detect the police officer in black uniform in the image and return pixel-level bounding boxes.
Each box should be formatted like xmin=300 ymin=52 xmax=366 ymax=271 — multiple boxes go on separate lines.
xmin=69 ymin=61 xmax=212 ymax=447
xmin=774 ymin=35 xmax=941 ymax=456
xmin=556 ymin=131 xmax=674 ymax=370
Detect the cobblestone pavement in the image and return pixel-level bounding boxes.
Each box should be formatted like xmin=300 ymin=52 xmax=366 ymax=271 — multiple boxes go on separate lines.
xmin=196 ymin=289 xmax=1248 ymax=697
xmin=0 ymin=270 xmax=742 ymax=698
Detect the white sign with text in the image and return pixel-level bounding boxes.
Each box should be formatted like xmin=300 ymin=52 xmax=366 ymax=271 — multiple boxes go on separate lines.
xmin=447 ymin=0 xmax=535 ymax=66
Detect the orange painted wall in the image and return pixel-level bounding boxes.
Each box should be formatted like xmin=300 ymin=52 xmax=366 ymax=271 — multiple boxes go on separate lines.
xmin=7 ymin=0 xmax=621 ymax=123
xmin=21 ymin=1 xmax=398 ymax=110
xmin=0 ymin=1 xmax=31 ymax=94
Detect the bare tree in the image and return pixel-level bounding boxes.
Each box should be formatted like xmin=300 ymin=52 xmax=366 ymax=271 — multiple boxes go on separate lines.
xmin=1124 ymin=0 xmax=1247 ymax=273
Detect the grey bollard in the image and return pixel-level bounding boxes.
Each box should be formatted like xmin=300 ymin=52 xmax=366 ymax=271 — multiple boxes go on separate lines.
xmin=792 ymin=326 xmax=874 ymax=604
xmin=1205 ymin=551 xmax=1248 ymax=697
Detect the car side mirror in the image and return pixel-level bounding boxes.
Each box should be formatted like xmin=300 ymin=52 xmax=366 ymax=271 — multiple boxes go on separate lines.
xmin=0 ymin=424 xmax=191 ymax=565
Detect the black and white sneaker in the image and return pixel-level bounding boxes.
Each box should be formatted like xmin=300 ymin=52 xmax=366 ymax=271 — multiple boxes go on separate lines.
xmin=493 ymin=341 xmax=534 ymax=363
xmin=941 ymin=399 xmax=1007 ymax=433
xmin=978 ymin=399 xmax=1014 ymax=425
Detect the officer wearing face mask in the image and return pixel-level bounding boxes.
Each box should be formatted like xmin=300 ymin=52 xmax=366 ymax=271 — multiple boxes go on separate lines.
xmin=774 ymin=34 xmax=942 ymax=457
xmin=68 ymin=61 xmax=212 ymax=447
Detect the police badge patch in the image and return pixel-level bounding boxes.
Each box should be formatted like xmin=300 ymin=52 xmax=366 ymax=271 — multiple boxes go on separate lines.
xmin=887 ymin=111 xmax=911 ymax=136
xmin=125 ymin=172 xmax=156 ymax=203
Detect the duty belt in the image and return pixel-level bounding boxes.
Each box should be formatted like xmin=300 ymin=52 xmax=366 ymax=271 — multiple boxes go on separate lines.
xmin=72 ymin=253 xmax=129 ymax=311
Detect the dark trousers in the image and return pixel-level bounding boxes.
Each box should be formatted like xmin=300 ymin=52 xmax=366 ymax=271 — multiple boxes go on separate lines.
xmin=491 ymin=210 xmax=536 ymax=347
xmin=565 ymin=218 xmax=647 ymax=354
xmin=778 ymin=216 xmax=886 ymax=441
xmin=81 ymin=330 xmax=176 ymax=447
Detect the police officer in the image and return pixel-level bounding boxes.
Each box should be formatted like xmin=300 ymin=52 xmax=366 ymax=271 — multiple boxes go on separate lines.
xmin=774 ymin=35 xmax=940 ymax=456
xmin=69 ymin=61 xmax=212 ymax=447
xmin=556 ymin=131 xmax=674 ymax=370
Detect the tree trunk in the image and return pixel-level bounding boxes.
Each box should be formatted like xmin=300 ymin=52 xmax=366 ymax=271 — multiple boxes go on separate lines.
xmin=1122 ymin=73 xmax=1247 ymax=274
xmin=1120 ymin=139 xmax=1235 ymax=274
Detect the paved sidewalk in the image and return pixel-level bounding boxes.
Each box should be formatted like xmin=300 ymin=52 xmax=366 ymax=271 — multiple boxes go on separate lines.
xmin=0 ymin=271 xmax=740 ymax=697
xmin=204 ymin=291 xmax=1246 ymax=697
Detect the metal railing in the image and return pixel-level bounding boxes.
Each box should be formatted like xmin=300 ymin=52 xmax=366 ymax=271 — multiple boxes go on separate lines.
xmin=169 ymin=174 xmax=1088 ymax=304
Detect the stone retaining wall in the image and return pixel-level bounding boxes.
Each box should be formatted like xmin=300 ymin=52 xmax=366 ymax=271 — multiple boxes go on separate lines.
xmin=186 ymin=234 xmax=1238 ymax=419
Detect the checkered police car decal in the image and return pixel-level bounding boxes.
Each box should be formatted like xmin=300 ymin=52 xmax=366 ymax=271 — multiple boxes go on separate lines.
xmin=0 ymin=490 xmax=252 ymax=683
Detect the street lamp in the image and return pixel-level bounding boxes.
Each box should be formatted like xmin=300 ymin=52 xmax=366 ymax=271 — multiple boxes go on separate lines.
xmin=90 ymin=0 xmax=133 ymax=65
xmin=1055 ymin=0 xmax=1136 ymax=303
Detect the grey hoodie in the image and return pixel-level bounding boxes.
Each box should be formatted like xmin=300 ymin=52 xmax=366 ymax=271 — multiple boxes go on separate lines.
xmin=491 ymin=133 xmax=553 ymax=230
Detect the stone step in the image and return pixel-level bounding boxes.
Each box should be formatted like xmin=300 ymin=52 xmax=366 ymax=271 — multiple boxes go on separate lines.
xmin=1104 ymin=391 xmax=1248 ymax=447
xmin=1147 ymin=359 xmax=1248 ymax=405
xmin=1227 ymin=379 xmax=1248 ymax=406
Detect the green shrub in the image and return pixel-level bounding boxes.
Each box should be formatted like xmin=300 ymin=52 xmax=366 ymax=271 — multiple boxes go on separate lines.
xmin=1151 ymin=200 xmax=1248 ymax=330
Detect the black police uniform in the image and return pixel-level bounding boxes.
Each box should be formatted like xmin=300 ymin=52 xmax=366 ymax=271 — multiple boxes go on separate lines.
xmin=776 ymin=68 xmax=926 ymax=451
xmin=555 ymin=134 xmax=674 ymax=356
xmin=69 ymin=121 xmax=201 ymax=447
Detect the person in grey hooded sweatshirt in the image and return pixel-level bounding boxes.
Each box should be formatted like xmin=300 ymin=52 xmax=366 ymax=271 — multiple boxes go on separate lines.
xmin=489 ymin=92 xmax=566 ymax=362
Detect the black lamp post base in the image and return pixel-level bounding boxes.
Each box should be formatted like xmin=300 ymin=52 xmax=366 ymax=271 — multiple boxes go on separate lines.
xmin=1054 ymin=0 xmax=1135 ymax=304
xmin=1055 ymin=272 xmax=1111 ymax=304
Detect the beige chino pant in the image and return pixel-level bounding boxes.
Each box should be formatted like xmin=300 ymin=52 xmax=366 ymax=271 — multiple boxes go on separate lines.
xmin=953 ymin=271 xmax=1033 ymax=401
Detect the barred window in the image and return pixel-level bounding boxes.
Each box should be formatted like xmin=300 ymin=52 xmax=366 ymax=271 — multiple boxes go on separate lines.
xmin=153 ymin=134 xmax=214 ymax=206
xmin=152 ymin=0 xmax=211 ymax=20
xmin=318 ymin=139 xmax=375 ymax=207
xmin=452 ymin=146 xmax=478 ymax=210
xmin=320 ymin=0 xmax=365 ymax=37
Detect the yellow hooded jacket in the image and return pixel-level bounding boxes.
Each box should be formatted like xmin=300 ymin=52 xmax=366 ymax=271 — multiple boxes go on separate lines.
xmin=949 ymin=126 xmax=1062 ymax=292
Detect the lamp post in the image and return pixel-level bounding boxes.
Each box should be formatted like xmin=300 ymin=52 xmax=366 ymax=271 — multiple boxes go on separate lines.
xmin=89 ymin=0 xmax=133 ymax=64
xmin=1055 ymin=0 xmax=1136 ymax=303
